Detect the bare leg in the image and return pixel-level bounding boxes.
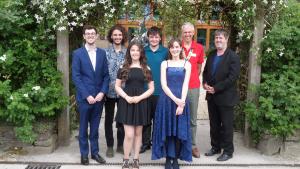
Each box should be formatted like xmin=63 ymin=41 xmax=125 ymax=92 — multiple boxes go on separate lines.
xmin=123 ymin=125 xmax=135 ymax=159
xmin=133 ymin=125 xmax=143 ymax=159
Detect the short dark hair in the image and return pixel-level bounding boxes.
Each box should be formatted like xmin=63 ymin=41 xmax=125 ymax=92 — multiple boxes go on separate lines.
xmin=147 ymin=26 xmax=161 ymax=37
xmin=215 ymin=29 xmax=229 ymax=39
xmin=82 ymin=25 xmax=98 ymax=35
xmin=106 ymin=24 xmax=128 ymax=45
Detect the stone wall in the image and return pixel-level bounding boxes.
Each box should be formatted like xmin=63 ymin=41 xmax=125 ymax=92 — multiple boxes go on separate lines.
xmin=281 ymin=130 xmax=300 ymax=161
xmin=0 ymin=121 xmax=57 ymax=157
xmin=257 ymin=130 xmax=300 ymax=161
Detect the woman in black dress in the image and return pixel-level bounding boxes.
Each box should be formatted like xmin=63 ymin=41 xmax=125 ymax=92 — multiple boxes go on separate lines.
xmin=115 ymin=41 xmax=154 ymax=169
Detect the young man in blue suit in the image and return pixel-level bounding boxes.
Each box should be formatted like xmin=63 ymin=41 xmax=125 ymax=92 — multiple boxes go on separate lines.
xmin=72 ymin=25 xmax=109 ymax=165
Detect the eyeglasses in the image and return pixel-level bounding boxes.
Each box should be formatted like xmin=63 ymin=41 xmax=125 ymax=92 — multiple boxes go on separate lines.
xmin=85 ymin=33 xmax=96 ymax=36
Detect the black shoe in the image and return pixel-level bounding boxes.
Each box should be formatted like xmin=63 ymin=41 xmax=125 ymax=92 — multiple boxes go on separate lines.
xmin=204 ymin=148 xmax=221 ymax=156
xmin=91 ymin=154 xmax=106 ymax=164
xmin=139 ymin=144 xmax=151 ymax=153
xmin=81 ymin=156 xmax=89 ymax=165
xmin=165 ymin=157 xmax=172 ymax=169
xmin=172 ymin=158 xmax=180 ymax=169
xmin=217 ymin=153 xmax=232 ymax=161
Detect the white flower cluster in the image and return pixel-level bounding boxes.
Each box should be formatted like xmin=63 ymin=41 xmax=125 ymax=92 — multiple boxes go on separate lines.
xmin=263 ymin=0 xmax=268 ymax=5
xmin=32 ymin=86 xmax=41 ymax=91
xmin=0 ymin=54 xmax=6 ymax=62
xmin=265 ymin=47 xmax=285 ymax=57
xmin=30 ymin=0 xmax=127 ymax=32
xmin=24 ymin=93 xmax=29 ymax=98
xmin=232 ymin=0 xmax=288 ymax=43
xmin=234 ymin=0 xmax=242 ymax=4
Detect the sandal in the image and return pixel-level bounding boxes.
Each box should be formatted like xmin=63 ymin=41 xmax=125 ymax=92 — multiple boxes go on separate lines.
xmin=122 ymin=159 xmax=130 ymax=169
xmin=132 ymin=159 xmax=139 ymax=169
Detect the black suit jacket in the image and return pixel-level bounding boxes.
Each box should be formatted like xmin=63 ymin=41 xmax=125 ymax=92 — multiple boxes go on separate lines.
xmin=203 ymin=48 xmax=240 ymax=106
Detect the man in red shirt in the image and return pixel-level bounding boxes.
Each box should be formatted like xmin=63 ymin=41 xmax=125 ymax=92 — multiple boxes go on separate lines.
xmin=181 ymin=22 xmax=205 ymax=158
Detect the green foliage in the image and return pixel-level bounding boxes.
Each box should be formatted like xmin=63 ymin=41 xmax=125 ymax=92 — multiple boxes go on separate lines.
xmin=244 ymin=0 xmax=300 ymax=143
xmin=0 ymin=0 xmax=67 ymax=143
xmin=157 ymin=0 xmax=197 ymax=37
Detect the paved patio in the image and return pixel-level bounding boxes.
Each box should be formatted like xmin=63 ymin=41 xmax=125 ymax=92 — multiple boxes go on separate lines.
xmin=0 ymin=87 xmax=299 ymax=168
xmin=0 ymin=119 xmax=299 ymax=168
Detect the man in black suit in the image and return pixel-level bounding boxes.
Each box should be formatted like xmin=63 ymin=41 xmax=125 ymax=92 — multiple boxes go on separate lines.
xmin=203 ymin=29 xmax=240 ymax=161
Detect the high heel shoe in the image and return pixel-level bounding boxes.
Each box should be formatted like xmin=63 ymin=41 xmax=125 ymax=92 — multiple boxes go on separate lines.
xmin=132 ymin=159 xmax=139 ymax=169
xmin=122 ymin=159 xmax=130 ymax=169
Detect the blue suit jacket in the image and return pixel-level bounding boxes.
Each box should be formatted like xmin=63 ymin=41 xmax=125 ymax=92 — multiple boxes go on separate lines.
xmin=72 ymin=46 xmax=109 ymax=102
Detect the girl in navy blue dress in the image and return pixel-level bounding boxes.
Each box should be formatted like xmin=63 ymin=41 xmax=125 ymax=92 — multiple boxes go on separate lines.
xmin=152 ymin=39 xmax=192 ymax=169
xmin=115 ymin=41 xmax=154 ymax=169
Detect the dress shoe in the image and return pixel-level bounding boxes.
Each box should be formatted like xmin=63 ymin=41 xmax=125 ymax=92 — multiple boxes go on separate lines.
xmin=217 ymin=153 xmax=232 ymax=161
xmin=91 ymin=154 xmax=106 ymax=164
xmin=192 ymin=147 xmax=200 ymax=158
xmin=204 ymin=148 xmax=221 ymax=156
xmin=139 ymin=144 xmax=151 ymax=153
xmin=81 ymin=156 xmax=89 ymax=165
xmin=116 ymin=146 xmax=124 ymax=154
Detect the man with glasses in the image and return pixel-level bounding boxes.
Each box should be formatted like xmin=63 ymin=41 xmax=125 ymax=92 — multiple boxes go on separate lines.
xmin=72 ymin=25 xmax=109 ymax=165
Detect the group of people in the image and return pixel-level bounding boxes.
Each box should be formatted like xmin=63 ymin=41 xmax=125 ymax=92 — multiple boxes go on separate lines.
xmin=72 ymin=22 xmax=240 ymax=169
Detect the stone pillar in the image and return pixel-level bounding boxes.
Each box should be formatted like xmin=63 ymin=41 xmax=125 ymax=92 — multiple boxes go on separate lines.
xmin=56 ymin=30 xmax=70 ymax=146
xmin=244 ymin=0 xmax=265 ymax=147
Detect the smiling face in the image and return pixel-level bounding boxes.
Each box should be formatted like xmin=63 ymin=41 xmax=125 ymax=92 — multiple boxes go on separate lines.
xmin=215 ymin=34 xmax=228 ymax=50
xmin=111 ymin=29 xmax=123 ymax=45
xmin=83 ymin=29 xmax=98 ymax=45
xmin=130 ymin=44 xmax=141 ymax=62
xmin=182 ymin=25 xmax=195 ymax=43
xmin=169 ymin=41 xmax=182 ymax=59
xmin=148 ymin=33 xmax=161 ymax=48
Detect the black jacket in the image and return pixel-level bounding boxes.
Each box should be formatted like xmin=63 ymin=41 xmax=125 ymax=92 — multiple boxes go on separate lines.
xmin=203 ymin=48 xmax=240 ymax=106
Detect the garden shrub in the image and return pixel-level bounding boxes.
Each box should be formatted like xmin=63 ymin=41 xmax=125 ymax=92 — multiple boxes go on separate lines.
xmin=0 ymin=1 xmax=67 ymax=143
xmin=244 ymin=0 xmax=300 ymax=143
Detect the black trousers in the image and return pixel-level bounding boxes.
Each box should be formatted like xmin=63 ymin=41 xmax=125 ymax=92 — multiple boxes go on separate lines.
xmin=207 ymin=100 xmax=234 ymax=155
xmin=142 ymin=95 xmax=159 ymax=146
xmin=104 ymin=97 xmax=124 ymax=147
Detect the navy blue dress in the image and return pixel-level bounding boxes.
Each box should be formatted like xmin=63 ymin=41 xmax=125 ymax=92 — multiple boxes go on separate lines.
xmin=152 ymin=64 xmax=192 ymax=162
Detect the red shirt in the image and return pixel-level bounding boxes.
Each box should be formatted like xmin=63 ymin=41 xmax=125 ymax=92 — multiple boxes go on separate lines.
xmin=182 ymin=41 xmax=205 ymax=89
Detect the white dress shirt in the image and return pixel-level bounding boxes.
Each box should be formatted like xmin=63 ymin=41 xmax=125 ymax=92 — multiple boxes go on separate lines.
xmin=85 ymin=44 xmax=97 ymax=71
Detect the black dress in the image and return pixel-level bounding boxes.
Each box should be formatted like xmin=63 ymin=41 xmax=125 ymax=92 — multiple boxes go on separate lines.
xmin=115 ymin=67 xmax=152 ymax=126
